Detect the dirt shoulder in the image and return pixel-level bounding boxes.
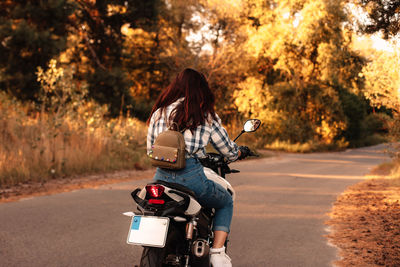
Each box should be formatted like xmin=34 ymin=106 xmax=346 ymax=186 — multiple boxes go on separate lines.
xmin=326 ymin=169 xmax=400 ymax=266
xmin=0 ymin=168 xmax=155 ymax=203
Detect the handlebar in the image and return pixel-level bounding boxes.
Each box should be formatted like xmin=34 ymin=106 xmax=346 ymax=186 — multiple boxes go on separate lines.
xmin=200 ymin=149 xmax=258 ymax=177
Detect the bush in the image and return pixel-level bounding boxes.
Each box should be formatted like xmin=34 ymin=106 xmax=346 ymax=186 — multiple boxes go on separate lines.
xmin=338 ymin=89 xmax=366 ymax=143
xmin=264 ymin=139 xmax=348 ymax=153
xmin=0 ymin=61 xmax=148 ymax=188
xmin=364 ymin=112 xmax=390 ymax=134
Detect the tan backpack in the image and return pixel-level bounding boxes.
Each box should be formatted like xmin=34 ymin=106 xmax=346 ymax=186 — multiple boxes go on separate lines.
xmin=148 ymin=127 xmax=186 ymax=170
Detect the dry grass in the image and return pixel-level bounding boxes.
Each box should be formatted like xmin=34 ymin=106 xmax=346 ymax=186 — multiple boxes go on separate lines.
xmin=0 ymin=93 xmax=149 ymax=188
xmin=390 ymin=160 xmax=400 ymax=177
xmin=326 ymin=177 xmax=400 ymax=267
xmin=263 ymin=139 xmax=349 ymax=153
xmin=326 ymin=156 xmax=400 ymax=266
xmin=264 ymin=140 xmax=319 ymax=153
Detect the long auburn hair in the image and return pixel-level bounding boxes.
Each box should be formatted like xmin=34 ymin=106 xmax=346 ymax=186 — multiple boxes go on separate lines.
xmin=147 ymin=68 xmax=217 ymax=131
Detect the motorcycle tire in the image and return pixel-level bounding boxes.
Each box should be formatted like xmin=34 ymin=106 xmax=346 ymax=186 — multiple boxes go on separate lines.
xmin=140 ymin=247 xmax=167 ymax=267
xmin=140 ymin=247 xmax=211 ymax=267
xmin=139 ymin=223 xmax=184 ymax=267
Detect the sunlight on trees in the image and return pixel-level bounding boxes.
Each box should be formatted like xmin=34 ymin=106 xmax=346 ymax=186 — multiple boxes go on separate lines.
xmin=229 ymin=0 xmax=363 ymax=146
xmin=1 ymin=0 xmax=399 ymax=182
xmin=348 ymin=0 xmax=400 ymax=38
xmin=362 ymin=46 xmax=400 ymax=111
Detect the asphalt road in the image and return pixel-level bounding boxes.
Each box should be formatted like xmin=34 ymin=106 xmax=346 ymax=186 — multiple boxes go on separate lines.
xmin=0 ymin=144 xmax=390 ymax=267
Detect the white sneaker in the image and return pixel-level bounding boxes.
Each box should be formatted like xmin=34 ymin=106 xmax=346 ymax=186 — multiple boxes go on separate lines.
xmin=210 ymin=246 xmax=232 ymax=267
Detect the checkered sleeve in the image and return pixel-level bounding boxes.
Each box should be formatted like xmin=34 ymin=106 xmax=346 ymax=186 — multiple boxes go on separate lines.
xmin=147 ymin=113 xmax=156 ymax=155
xmin=210 ymin=114 xmax=239 ymax=162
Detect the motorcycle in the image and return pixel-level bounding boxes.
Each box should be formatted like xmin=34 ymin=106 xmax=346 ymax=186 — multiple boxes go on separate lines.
xmin=124 ymin=119 xmax=261 ymax=267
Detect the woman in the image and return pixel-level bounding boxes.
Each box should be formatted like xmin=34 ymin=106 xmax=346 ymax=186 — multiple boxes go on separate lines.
xmin=147 ymin=68 xmax=249 ymax=267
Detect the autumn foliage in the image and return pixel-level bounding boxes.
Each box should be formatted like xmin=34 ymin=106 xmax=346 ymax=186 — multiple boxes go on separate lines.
xmin=0 ymin=0 xmax=398 ymax=184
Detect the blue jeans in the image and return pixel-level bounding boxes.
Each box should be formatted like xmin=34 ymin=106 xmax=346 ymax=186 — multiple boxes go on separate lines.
xmin=153 ymin=158 xmax=233 ymax=233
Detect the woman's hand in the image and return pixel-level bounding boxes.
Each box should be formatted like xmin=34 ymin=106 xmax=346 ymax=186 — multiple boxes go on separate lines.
xmin=238 ymin=146 xmax=251 ymax=160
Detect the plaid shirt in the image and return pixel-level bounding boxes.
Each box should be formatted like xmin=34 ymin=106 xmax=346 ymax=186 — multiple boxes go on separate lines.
xmin=147 ymin=98 xmax=239 ymax=161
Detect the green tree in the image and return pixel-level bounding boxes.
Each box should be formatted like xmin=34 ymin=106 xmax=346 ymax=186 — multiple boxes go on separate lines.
xmin=189 ymin=0 xmax=254 ymax=120
xmin=121 ymin=0 xmax=216 ymax=119
xmin=0 ymin=0 xmax=73 ymax=100
xmin=349 ymin=0 xmax=400 ymax=38
xmin=232 ymin=0 xmax=366 ymax=145
xmin=67 ymin=0 xmax=161 ymax=116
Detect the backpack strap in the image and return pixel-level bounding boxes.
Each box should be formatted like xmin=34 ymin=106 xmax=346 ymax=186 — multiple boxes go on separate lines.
xmin=167 ymin=121 xmax=202 ymax=158
xmin=168 ymin=122 xmax=186 ymax=133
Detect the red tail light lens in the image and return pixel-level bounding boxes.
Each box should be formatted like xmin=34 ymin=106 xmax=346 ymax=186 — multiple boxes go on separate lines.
xmin=146 ymin=185 xmax=165 ymax=198
xmin=149 ymin=199 xmax=165 ymax=204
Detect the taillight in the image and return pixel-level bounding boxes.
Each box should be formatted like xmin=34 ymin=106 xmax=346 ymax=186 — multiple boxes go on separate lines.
xmin=149 ymin=199 xmax=165 ymax=204
xmin=146 ymin=185 xmax=165 ymax=198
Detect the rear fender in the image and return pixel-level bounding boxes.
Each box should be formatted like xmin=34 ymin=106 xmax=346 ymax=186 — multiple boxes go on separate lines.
xmin=131 ymin=186 xmax=202 ymax=216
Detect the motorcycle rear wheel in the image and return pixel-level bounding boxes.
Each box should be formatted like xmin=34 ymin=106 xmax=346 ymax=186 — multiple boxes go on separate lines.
xmin=139 ymin=223 xmax=184 ymax=267
xmin=140 ymin=247 xmax=168 ymax=267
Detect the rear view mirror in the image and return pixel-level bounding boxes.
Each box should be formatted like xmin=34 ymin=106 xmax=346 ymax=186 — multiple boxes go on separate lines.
xmin=243 ymin=119 xmax=261 ymax=132
xmin=233 ymin=119 xmax=261 ymax=142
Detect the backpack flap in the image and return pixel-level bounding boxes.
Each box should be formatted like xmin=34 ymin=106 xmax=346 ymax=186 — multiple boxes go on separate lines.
xmin=149 ymin=145 xmax=178 ymax=163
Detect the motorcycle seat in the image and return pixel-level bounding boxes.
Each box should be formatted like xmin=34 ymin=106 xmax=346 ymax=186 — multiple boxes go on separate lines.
xmin=153 ymin=180 xmax=197 ymax=198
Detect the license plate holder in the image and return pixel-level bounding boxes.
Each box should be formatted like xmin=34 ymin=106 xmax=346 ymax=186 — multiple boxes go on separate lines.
xmin=127 ymin=215 xmax=170 ymax=248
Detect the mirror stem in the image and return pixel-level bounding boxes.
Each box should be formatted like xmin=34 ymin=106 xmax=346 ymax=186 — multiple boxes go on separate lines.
xmin=233 ymin=130 xmax=245 ymax=142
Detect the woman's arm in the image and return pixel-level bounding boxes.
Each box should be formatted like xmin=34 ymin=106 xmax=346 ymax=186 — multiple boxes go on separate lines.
xmin=209 ymin=115 xmax=240 ymax=162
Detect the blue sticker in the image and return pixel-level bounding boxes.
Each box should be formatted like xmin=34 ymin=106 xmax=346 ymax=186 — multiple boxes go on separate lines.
xmin=131 ymin=216 xmax=141 ymax=230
